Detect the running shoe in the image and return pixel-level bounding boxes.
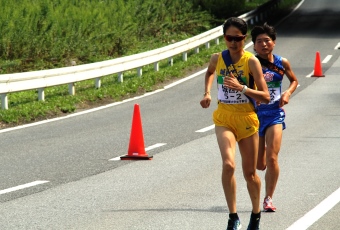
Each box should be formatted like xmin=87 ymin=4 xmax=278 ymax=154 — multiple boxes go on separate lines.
xmin=247 ymin=216 xmax=260 ymax=230
xmin=226 ymin=218 xmax=242 ymax=230
xmin=263 ymin=196 xmax=276 ymax=212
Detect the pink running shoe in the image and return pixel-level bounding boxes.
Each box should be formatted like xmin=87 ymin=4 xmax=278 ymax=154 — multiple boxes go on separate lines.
xmin=263 ymin=197 xmax=276 ymax=212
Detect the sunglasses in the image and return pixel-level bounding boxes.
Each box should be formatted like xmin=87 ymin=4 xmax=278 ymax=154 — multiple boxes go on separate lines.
xmin=224 ymin=35 xmax=246 ymax=42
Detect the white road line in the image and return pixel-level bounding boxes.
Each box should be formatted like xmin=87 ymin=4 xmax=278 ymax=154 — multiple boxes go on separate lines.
xmin=246 ymin=0 xmax=305 ymax=48
xmin=145 ymin=143 xmax=167 ymax=151
xmin=334 ymin=42 xmax=340 ymax=50
xmin=322 ymin=55 xmax=332 ymax=63
xmin=109 ymin=143 xmax=167 ymax=161
xmin=306 ymin=71 xmax=314 ymax=78
xmin=275 ymin=0 xmax=305 ymax=26
xmin=0 ymin=180 xmax=49 ymax=195
xmin=286 ymin=187 xmax=340 ymax=230
xmin=164 ymin=69 xmax=207 ymax=89
xmin=245 ymin=42 xmax=253 ymax=49
xmin=195 ymin=125 xmax=215 ymax=133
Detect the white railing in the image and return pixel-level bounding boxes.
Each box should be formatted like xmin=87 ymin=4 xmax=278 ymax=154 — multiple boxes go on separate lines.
xmin=0 ymin=0 xmax=280 ymax=109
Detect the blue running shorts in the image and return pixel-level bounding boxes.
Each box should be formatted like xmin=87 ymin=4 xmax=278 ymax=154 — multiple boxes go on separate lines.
xmin=257 ymin=107 xmax=286 ymax=137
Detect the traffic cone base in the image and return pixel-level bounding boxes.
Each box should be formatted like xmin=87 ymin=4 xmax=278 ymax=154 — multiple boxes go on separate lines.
xmin=312 ymin=51 xmax=325 ymax=77
xmin=312 ymin=74 xmax=325 ymax=77
xmin=120 ymin=155 xmax=153 ymax=160
xmin=120 ymin=104 xmax=153 ymax=160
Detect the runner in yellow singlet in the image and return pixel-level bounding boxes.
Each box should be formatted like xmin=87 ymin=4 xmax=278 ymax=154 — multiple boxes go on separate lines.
xmin=200 ymin=17 xmax=270 ymax=230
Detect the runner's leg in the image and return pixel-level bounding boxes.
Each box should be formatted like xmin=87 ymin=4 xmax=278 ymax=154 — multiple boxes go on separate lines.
xmin=257 ymin=136 xmax=266 ymax=170
xmin=239 ymin=133 xmax=261 ymax=214
xmin=264 ymin=124 xmax=282 ymax=198
xmin=215 ymin=126 xmax=238 ymax=213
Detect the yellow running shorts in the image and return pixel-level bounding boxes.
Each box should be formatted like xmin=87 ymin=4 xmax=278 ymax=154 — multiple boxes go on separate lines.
xmin=213 ymin=104 xmax=259 ymax=142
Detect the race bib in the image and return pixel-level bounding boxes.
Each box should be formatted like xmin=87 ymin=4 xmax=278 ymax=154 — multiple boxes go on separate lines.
xmin=217 ymin=76 xmax=249 ymax=104
xmin=266 ymin=81 xmax=281 ymax=104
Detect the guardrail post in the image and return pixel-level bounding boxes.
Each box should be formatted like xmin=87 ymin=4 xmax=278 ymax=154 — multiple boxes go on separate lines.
xmin=215 ymin=38 xmax=219 ymax=45
xmin=182 ymin=52 xmax=187 ymax=61
xmin=195 ymin=47 xmax=200 ymax=54
xmin=154 ymin=62 xmax=159 ymax=71
xmin=137 ymin=67 xmax=142 ymax=77
xmin=69 ymin=83 xmax=75 ymax=95
xmin=168 ymin=57 xmax=173 ymax=66
xmin=38 ymin=88 xmax=45 ymax=101
xmin=95 ymin=77 xmax=101 ymax=88
xmin=205 ymin=42 xmax=210 ymax=49
xmin=1 ymin=93 xmax=8 ymax=110
xmin=118 ymin=72 xmax=123 ymax=83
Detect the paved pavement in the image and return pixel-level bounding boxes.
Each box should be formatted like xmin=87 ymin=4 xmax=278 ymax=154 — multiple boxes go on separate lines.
xmin=1 ymin=56 xmax=340 ymax=230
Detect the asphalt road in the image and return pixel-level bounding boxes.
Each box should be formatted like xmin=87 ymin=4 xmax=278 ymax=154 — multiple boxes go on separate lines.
xmin=1 ymin=0 xmax=340 ymax=229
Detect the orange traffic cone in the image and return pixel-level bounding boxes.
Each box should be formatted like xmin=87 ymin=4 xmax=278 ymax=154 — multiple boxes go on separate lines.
xmin=312 ymin=51 xmax=325 ymax=77
xmin=120 ymin=104 xmax=153 ymax=160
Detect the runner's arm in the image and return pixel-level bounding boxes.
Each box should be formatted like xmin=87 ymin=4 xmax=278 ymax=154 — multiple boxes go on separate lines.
xmin=247 ymin=56 xmax=270 ymax=104
xmin=200 ymin=53 xmax=218 ymax=108
xmin=280 ymin=58 xmax=299 ymax=107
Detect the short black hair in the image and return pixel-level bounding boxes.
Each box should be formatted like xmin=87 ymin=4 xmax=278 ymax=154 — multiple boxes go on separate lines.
xmin=251 ymin=23 xmax=277 ymax=43
xmin=223 ymin=17 xmax=248 ymax=35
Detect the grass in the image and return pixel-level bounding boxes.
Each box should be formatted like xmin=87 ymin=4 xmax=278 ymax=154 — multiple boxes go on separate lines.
xmin=0 ymin=0 xmax=301 ymax=128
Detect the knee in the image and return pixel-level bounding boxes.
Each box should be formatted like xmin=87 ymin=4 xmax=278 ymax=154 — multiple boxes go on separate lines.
xmin=267 ymin=155 xmax=278 ymax=167
xmin=243 ymin=171 xmax=257 ymax=183
xmin=222 ymin=161 xmax=235 ymax=176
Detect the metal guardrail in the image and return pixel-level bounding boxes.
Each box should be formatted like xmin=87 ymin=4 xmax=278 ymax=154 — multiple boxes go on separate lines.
xmin=0 ymin=0 xmax=281 ymax=110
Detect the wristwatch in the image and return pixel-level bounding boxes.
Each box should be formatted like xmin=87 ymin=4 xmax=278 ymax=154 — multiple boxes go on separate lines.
xmin=241 ymin=85 xmax=247 ymax=93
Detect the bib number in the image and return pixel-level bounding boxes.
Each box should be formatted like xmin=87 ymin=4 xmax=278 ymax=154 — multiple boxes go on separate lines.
xmin=217 ymin=76 xmax=249 ymax=104
xmin=266 ymin=81 xmax=281 ymax=104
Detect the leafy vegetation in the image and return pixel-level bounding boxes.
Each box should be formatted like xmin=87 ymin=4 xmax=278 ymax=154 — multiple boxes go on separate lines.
xmin=0 ymin=0 xmax=212 ymax=73
xmin=0 ymin=0 xmax=301 ymax=127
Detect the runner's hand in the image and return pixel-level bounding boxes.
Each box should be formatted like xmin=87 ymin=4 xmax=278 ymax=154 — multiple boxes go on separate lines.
xmin=280 ymin=91 xmax=291 ymax=107
xmin=224 ymin=72 xmax=242 ymax=91
xmin=200 ymin=95 xmax=211 ymax=108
